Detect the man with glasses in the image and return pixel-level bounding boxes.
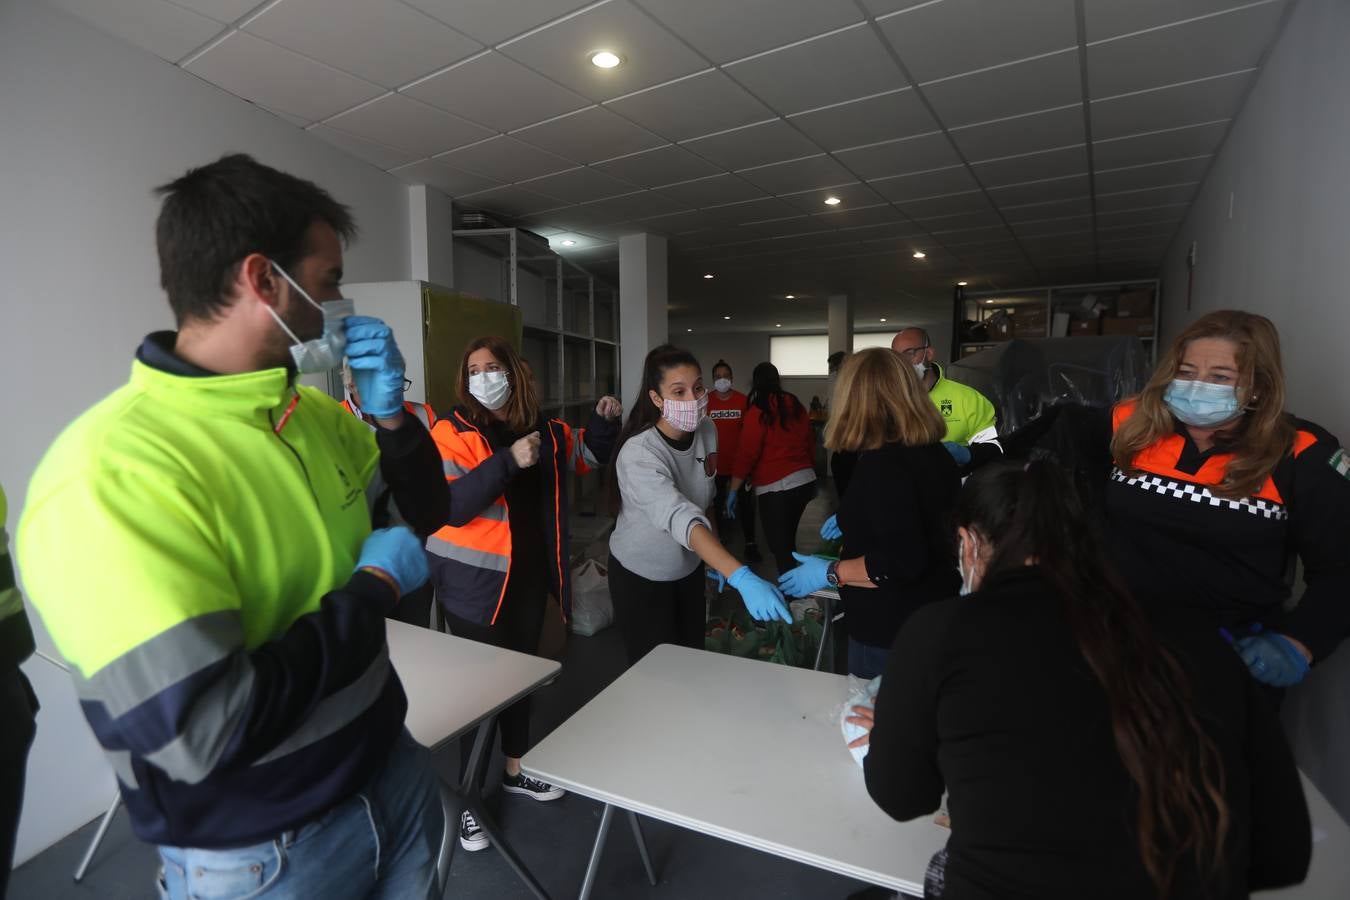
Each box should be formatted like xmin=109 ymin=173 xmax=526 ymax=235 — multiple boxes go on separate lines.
xmin=891 ymin=326 xmax=1001 ymax=473
xmin=342 ymin=362 xmax=437 ymax=431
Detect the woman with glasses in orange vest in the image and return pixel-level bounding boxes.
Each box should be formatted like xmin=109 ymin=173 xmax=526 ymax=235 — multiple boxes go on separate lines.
xmin=426 ymin=335 xmax=621 ymax=852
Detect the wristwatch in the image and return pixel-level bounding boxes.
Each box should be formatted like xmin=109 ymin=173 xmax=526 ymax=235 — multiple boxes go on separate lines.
xmin=826 ymin=560 xmax=841 ymax=587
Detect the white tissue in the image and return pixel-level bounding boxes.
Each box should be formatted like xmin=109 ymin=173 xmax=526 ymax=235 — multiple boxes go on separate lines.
xmin=841 ymin=675 xmax=882 ymax=767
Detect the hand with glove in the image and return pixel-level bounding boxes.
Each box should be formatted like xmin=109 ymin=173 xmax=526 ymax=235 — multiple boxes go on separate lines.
xmin=820 ymin=514 xmax=842 ymax=541
xmin=706 ymin=567 xmax=726 ymax=593
xmin=728 ymin=566 xmax=792 ymax=623
xmin=723 ymin=490 xmax=738 ymax=520
xmin=356 ymin=526 xmax=429 ymax=598
xmin=942 ymin=441 xmax=972 ymax=466
xmin=595 ymin=396 xmax=623 ymax=419
xmin=778 ymin=551 xmax=832 ymax=598
xmin=1236 ymin=632 xmax=1311 ymax=687
xmin=511 ymin=432 xmax=542 ymax=469
xmin=344 ymin=316 xmax=406 ymax=418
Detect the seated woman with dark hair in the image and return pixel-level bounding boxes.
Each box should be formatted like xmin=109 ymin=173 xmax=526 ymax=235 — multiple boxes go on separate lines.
xmin=850 ymin=460 xmax=1311 ymax=900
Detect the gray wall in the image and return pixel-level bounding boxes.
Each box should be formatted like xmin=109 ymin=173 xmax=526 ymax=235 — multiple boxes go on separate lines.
xmin=0 ymin=1 xmax=414 ymax=862
xmin=1157 ymin=0 xmax=1350 ymax=819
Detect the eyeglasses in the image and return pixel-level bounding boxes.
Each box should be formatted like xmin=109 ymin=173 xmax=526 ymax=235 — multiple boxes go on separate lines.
xmin=402 ymin=378 xmax=413 ymax=392
xmin=894 ymin=343 xmax=930 ymax=361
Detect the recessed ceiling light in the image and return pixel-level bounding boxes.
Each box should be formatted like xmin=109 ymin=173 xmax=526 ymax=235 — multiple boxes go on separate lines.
xmin=723 ymin=315 xmax=731 ymax=320
xmin=957 ymin=281 xmax=968 ymax=286
xmin=880 ymin=318 xmax=887 ymax=322
xmin=590 ymin=51 xmax=622 ymax=69
xmin=824 ymin=196 xmax=841 ymax=206
xmin=559 ymin=239 xmax=576 ymax=247
xmin=686 ymin=327 xmax=693 ymax=332
xmin=985 ymin=299 xmax=995 ymax=304
xmin=912 ymin=251 xmax=926 ymax=259
xmin=703 ymin=273 xmax=714 ymax=280
xmin=775 ymin=323 xmax=782 ymax=327
xmin=785 ymin=294 xmax=795 ymax=299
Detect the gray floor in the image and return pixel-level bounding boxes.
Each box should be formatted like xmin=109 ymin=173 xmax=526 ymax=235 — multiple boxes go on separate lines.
xmin=9 ymin=486 xmax=856 ymax=900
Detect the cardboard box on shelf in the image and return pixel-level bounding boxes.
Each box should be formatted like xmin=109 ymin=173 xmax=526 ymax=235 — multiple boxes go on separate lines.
xmin=1101 ymin=316 xmax=1154 ymax=337
xmin=1069 ymin=319 xmax=1100 ymax=337
xmin=1116 ymin=290 xmax=1155 ymax=317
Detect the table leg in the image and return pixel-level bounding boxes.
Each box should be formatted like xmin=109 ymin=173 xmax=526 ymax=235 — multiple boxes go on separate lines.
xmin=813 ymin=595 xmax=833 ymax=671
xmin=73 ymin=791 xmax=121 ymax=883
xmin=626 ymin=811 xmax=657 ymax=886
xmin=578 ymin=803 xmax=615 ymax=900
xmin=434 ymin=781 xmax=455 ymax=896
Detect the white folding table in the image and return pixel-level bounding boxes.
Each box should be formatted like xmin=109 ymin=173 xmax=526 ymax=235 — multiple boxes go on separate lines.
xmin=525 ymin=644 xmax=1350 ymax=900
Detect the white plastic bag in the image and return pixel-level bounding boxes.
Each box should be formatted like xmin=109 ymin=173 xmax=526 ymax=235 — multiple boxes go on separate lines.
xmin=570 ymin=558 xmax=613 ymax=636
xmin=839 ymin=675 xmax=882 ymax=767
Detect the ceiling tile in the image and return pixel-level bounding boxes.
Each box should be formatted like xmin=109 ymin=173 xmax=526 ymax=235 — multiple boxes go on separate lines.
xmin=1013 ymin=215 xmax=1093 ymax=236
xmin=1000 ymin=196 xmax=1093 ymax=223
xmin=387 ymin=159 xmax=504 ymax=196
xmin=1090 ymin=70 xmax=1253 ymax=140
xmin=655 ymin=173 xmax=769 ymax=207
xmin=922 ymin=49 xmax=1081 ymax=128
xmin=517 ymin=166 xmax=642 ymax=203
xmin=1096 ymin=183 xmax=1198 ymax=212
xmin=778 ymin=182 xmax=888 ymax=213
xmin=606 ymin=70 xmax=771 ymax=142
xmin=497 ymin=0 xmax=707 ymax=102
xmin=456 ymin=185 xmax=566 ymax=217
xmin=948 ymin=104 xmax=1085 ymax=161
xmin=1087 ymin=2 xmax=1285 ymax=99
xmin=870 ymin=165 xmax=979 ymax=203
xmin=694 ymin=197 xmax=802 ymax=227
xmin=1092 ymin=120 xmax=1229 ymax=169
xmin=184 ymin=31 xmax=385 ymax=122
xmin=49 ymin=0 xmax=224 ymax=62
xmin=435 ymin=136 xmax=576 ymax=181
xmin=324 ymin=93 xmax=494 ymax=156
xmin=160 ymin=0 xmax=256 ymax=23
xmin=921 ymin=208 xmax=1005 ymax=232
xmin=809 ymin=204 xmax=905 ymax=230
xmin=970 ymin=145 xmax=1089 ymax=186
xmin=725 ymin=24 xmax=907 ymax=115
xmin=896 ymin=191 xmax=993 ymax=220
xmin=835 ymin=131 xmax=959 ymax=181
xmin=988 ymin=174 xmax=1090 ymax=206
xmin=788 ymin=89 xmax=938 ymax=152
xmin=637 ymin=0 xmax=863 ymax=64
xmin=512 ymin=105 xmax=666 ymax=163
xmin=737 ymin=155 xmax=855 ymax=194
xmin=878 ymin=0 xmax=1076 ymax=84
xmin=681 ymin=120 xmax=822 ymax=170
xmin=1094 ymin=156 xmax=1212 ymax=194
xmin=307 ymin=125 xmax=421 ymax=170
xmin=1082 ymin=0 xmax=1283 ymax=43
xmin=560 ymin=190 xmax=692 ymax=226
xmin=592 ymin=144 xmax=724 ymax=186
xmin=243 ymin=0 xmax=480 ymax=88
xmin=615 ymin=210 xmax=710 ymax=235
xmin=403 ymin=0 xmax=593 ymax=46
xmin=261 ymin=106 xmax=313 ymax=128
xmin=402 ymin=51 xmax=590 ymax=132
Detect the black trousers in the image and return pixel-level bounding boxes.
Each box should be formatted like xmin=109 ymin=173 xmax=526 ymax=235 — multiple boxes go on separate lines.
xmin=756 ymin=481 xmax=817 ymax=578
xmin=1 ymin=666 xmax=37 ymax=898
xmin=608 ymin=554 xmax=706 ymax=667
xmin=445 ymin=591 xmax=546 ymax=769
xmin=713 ymin=476 xmax=758 ymax=549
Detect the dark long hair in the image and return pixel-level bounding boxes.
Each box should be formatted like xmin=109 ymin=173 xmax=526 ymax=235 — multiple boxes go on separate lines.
xmin=747 ymin=361 xmax=803 ymax=429
xmin=606 ymin=345 xmax=701 ymax=515
xmin=957 ymin=461 xmax=1229 ymax=898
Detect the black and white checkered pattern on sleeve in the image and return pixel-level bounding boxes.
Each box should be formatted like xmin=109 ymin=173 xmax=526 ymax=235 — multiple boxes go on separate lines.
xmin=1110 ymin=468 xmax=1288 ymax=521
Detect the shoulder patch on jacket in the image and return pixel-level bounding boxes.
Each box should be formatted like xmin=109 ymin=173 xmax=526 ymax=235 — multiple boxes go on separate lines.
xmin=1330 ymin=448 xmax=1350 ymax=481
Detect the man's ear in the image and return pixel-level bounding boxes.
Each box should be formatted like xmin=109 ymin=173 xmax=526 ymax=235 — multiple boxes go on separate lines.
xmin=239 ymin=253 xmax=282 ymax=309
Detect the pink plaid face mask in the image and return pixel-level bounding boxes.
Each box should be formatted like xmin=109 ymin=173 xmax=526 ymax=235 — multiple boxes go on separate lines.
xmin=661 ymin=393 xmax=708 ymax=432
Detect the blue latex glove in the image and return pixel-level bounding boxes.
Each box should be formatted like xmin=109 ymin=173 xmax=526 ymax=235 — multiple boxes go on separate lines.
xmin=723 ymin=490 xmax=738 ymax=520
xmin=707 ymin=567 xmax=726 ymax=593
xmin=344 ymin=316 xmax=405 ymax=418
xmin=728 ymin=565 xmax=792 ymax=624
xmin=778 ymin=551 xmax=832 ymax=598
xmin=942 ymin=441 xmax=972 ymax=466
xmin=820 ymin=514 xmax=842 ymax=541
xmin=1236 ymin=633 xmax=1310 ymax=687
xmin=355 ymin=527 xmax=428 ymax=596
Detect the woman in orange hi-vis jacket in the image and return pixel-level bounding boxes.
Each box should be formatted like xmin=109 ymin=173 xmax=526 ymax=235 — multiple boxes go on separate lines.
xmin=426 ymin=335 xmax=621 ymax=852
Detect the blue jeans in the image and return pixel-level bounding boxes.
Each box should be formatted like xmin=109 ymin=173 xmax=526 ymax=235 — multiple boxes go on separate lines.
xmin=848 ymin=638 xmax=890 ymax=680
xmin=157 ymin=729 xmax=443 ymax=900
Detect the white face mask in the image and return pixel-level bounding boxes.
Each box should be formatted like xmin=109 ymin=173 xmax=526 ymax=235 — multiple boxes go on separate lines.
xmin=713 ymin=378 xmax=732 ymax=394
xmin=267 ymin=262 xmax=354 ymax=373
xmin=913 ymin=362 xmax=927 ymax=379
xmin=957 ymin=533 xmax=980 ymax=596
xmin=468 ymin=370 xmax=511 ymax=410
xmin=661 ymin=393 xmax=709 ymax=433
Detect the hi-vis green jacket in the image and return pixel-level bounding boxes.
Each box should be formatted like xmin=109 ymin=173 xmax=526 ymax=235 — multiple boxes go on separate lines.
xmin=16 ymin=332 xmax=445 ymax=849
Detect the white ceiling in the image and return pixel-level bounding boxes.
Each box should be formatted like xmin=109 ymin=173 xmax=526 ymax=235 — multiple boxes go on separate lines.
xmin=48 ymin=0 xmax=1292 ymax=332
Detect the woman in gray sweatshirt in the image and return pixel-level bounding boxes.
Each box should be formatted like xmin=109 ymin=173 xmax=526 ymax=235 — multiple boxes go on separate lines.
xmin=607 ymin=346 xmax=791 ymax=665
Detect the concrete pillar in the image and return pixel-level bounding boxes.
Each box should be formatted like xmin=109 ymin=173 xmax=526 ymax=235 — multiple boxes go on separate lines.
xmin=828 ymin=293 xmax=853 ymax=356
xmin=409 ymin=185 xmax=453 ymax=288
xmin=619 ymin=233 xmax=668 ymax=410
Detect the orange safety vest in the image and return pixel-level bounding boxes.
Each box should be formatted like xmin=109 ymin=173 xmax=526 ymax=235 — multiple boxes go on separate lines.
xmin=340 ymin=399 xmax=436 ymax=430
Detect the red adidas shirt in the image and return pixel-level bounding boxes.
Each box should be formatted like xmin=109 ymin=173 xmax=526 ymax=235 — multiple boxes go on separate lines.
xmin=707 ymin=389 xmax=748 ymax=476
